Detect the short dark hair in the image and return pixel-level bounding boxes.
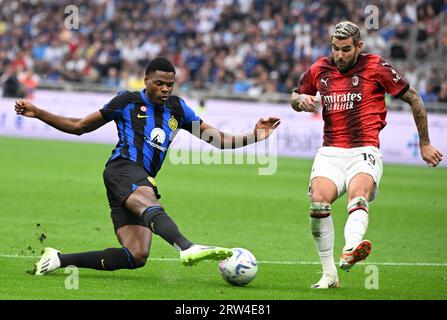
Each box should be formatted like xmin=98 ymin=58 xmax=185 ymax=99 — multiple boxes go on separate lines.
xmin=145 ymin=57 xmax=176 ymax=75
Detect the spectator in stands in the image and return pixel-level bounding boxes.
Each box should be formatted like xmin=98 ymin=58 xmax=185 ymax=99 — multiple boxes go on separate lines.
xmin=363 ymin=29 xmax=388 ymax=57
xmin=438 ymin=83 xmax=447 ymax=103
xmin=233 ymin=70 xmax=252 ymax=94
xmin=0 ymin=0 xmax=445 ymax=102
xmin=18 ymin=69 xmax=38 ymax=100
xmin=1 ymin=66 xmax=25 ymax=98
xmin=421 ymin=82 xmax=439 ymax=102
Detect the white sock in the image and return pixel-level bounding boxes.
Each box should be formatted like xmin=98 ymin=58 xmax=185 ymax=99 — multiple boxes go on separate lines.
xmin=344 ymin=197 xmax=369 ymax=250
xmin=311 ymin=216 xmax=337 ymax=276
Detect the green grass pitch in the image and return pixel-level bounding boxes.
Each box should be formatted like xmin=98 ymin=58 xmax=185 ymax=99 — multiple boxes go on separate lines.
xmin=0 ymin=136 xmax=446 ymax=300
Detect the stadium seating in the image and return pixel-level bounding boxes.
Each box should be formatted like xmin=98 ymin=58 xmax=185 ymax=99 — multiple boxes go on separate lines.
xmin=0 ymin=0 xmax=446 ymax=104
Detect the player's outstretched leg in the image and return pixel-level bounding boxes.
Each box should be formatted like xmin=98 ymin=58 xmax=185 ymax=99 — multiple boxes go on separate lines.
xmin=310 ymin=202 xmax=339 ymax=289
xmin=339 ymin=239 xmax=372 ymax=271
xmin=141 ymin=206 xmax=232 ymax=266
xmin=35 ymin=247 xmax=61 ymax=275
xmin=35 ymin=246 xmax=139 ymax=275
xmin=340 ymin=196 xmax=371 ymax=271
xmin=180 ymin=244 xmax=233 ymax=266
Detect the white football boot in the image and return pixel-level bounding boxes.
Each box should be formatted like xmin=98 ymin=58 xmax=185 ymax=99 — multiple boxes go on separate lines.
xmin=311 ymin=273 xmax=340 ymax=289
xmin=35 ymin=247 xmax=61 ymax=275
xmin=180 ymin=244 xmax=233 ymax=266
xmin=339 ymin=240 xmax=372 ymax=271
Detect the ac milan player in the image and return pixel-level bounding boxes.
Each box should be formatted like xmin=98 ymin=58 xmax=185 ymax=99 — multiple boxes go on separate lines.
xmin=290 ymin=21 xmax=443 ymax=289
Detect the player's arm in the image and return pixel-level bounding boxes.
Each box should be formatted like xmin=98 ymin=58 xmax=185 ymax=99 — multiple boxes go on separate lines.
xmin=290 ymin=64 xmax=319 ymax=113
xmin=197 ymin=117 xmax=280 ymax=149
xmin=290 ymin=92 xmax=320 ymax=113
xmin=14 ymin=100 xmax=107 ymax=135
xmin=399 ymin=87 xmax=443 ymax=167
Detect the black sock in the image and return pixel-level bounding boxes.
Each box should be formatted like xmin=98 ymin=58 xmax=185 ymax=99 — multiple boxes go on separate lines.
xmin=59 ymin=247 xmax=136 ymax=271
xmin=142 ymin=206 xmax=193 ymax=250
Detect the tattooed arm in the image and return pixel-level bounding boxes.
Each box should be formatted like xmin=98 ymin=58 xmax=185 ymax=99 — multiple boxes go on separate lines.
xmin=399 ymin=87 xmax=443 ymax=167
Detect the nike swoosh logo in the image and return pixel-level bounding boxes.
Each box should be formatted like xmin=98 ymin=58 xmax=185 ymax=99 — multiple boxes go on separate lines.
xmin=137 ymin=113 xmax=150 ymax=118
xmin=101 ymin=259 xmax=105 ymax=269
xmin=328 ymin=281 xmax=338 ymax=288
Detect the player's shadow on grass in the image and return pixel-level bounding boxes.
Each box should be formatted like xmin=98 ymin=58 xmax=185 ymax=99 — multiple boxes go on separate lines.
xmin=36 ymin=271 xmax=158 ymax=282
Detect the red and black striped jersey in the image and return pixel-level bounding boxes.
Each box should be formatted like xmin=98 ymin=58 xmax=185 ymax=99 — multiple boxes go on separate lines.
xmin=295 ymin=54 xmax=409 ymax=148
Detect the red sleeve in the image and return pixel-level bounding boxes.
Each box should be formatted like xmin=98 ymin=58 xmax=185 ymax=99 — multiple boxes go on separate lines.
xmin=294 ymin=64 xmax=318 ymax=95
xmin=376 ymin=58 xmax=409 ymax=98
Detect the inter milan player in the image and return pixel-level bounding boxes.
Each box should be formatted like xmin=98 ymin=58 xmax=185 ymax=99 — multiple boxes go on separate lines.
xmin=15 ymin=57 xmax=281 ymax=275
xmin=290 ymin=21 xmax=443 ymax=288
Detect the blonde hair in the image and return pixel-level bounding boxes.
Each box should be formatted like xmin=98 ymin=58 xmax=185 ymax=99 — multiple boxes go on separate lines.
xmin=331 ymin=21 xmax=362 ymax=46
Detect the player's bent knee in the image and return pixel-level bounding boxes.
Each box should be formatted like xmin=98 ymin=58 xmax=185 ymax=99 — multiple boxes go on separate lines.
xmin=311 ymin=194 xmax=329 ymax=204
xmin=349 ymin=186 xmax=372 ymax=198
xmin=127 ymin=248 xmax=149 ymax=268
xmin=310 ymin=202 xmax=331 ymax=218
xmin=310 ymin=190 xmax=335 ymax=204
xmin=133 ymin=255 xmax=149 ymax=268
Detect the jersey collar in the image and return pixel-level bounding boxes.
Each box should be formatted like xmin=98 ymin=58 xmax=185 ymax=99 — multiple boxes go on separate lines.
xmin=140 ymin=89 xmax=167 ymax=108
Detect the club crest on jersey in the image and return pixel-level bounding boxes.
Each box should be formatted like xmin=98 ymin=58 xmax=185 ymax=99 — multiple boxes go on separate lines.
xmin=140 ymin=106 xmax=147 ymax=113
xmin=352 ymin=76 xmax=359 ymax=86
xmin=168 ymin=116 xmax=178 ymax=130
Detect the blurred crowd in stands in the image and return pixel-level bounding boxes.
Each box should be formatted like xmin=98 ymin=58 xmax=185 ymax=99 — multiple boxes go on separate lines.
xmin=0 ymin=0 xmax=446 ymax=103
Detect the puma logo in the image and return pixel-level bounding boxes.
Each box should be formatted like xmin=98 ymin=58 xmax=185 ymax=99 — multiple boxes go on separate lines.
xmin=321 ymin=78 xmax=329 ymax=86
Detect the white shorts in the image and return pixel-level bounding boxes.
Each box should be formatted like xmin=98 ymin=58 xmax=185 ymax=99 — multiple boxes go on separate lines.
xmin=309 ymin=146 xmax=383 ymax=201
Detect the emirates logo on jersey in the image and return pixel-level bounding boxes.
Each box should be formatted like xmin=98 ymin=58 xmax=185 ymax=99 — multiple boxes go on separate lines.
xmin=321 ymin=92 xmax=363 ymax=111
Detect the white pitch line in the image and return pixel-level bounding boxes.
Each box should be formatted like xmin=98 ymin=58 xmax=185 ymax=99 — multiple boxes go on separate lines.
xmin=258 ymin=260 xmax=447 ymax=267
xmin=1 ymin=254 xmax=446 ymax=267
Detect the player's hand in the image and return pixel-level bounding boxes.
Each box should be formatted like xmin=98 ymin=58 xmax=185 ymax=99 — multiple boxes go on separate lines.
xmin=291 ymin=93 xmax=320 ymax=113
xmin=15 ymin=100 xmax=38 ymax=118
xmin=254 ymin=116 xmax=281 ymax=141
xmin=420 ymin=144 xmax=443 ymax=167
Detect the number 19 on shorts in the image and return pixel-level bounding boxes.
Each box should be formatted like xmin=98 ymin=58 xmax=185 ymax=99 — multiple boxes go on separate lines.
xmin=362 ymin=153 xmax=376 ymax=166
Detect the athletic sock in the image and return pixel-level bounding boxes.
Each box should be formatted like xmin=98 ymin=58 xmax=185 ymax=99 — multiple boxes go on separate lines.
xmin=344 ymin=197 xmax=369 ymax=249
xmin=310 ymin=203 xmax=336 ymax=276
xmin=311 ymin=216 xmax=337 ymax=276
xmin=142 ymin=206 xmax=193 ymax=250
xmin=59 ymin=247 xmax=136 ymax=270
xmin=344 ymin=210 xmax=369 ymax=249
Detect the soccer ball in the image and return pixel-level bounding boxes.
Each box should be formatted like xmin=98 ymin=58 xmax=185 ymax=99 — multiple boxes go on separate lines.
xmin=219 ymin=248 xmax=258 ymax=286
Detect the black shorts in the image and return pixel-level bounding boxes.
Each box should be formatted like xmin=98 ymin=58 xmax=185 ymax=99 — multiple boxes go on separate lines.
xmin=103 ymin=158 xmax=161 ymax=232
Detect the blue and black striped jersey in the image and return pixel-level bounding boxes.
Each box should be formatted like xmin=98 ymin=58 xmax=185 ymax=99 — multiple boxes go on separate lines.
xmin=100 ymin=89 xmax=202 ymax=177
